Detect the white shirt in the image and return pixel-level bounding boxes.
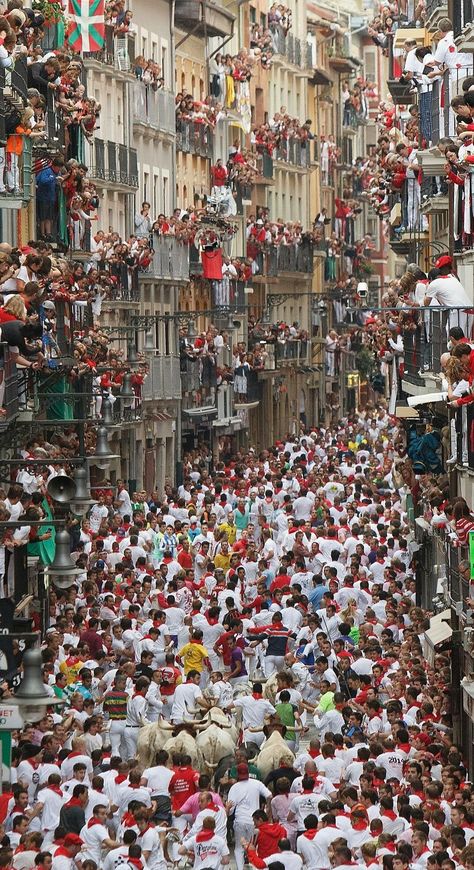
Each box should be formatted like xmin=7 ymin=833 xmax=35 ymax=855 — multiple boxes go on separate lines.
xmin=80 ymin=820 xmax=110 ymax=864
xmin=182 ymin=833 xmax=229 ymax=870
xmin=171 ymin=682 xmax=203 ymax=723
xmin=426 ymin=274 xmax=470 ymax=307
xmin=142 ymin=764 xmax=174 ymax=796
xmin=227 ymin=779 xmax=272 ymax=824
xmin=233 ymin=696 xmax=275 ymax=729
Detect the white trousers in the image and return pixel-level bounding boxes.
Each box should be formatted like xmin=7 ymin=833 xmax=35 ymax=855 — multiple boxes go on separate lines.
xmin=123 ymin=725 xmax=140 ymax=759
xmin=109 ymin=720 xmax=126 ymax=755
xmin=264 ymin=654 xmax=285 ymax=677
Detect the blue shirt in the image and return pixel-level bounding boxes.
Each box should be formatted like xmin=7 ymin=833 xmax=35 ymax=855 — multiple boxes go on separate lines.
xmin=36 ymin=167 xmax=57 ymax=201
xmin=308 ymin=584 xmax=330 ymax=610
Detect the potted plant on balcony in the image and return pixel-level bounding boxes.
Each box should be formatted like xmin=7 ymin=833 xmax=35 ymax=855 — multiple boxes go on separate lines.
xmin=32 ymin=0 xmax=66 ymax=24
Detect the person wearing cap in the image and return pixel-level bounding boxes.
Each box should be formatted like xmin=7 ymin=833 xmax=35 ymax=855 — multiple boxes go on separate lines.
xmin=226 ymin=764 xmax=271 ymax=870
xmin=51 ymin=833 xmax=84 ymax=870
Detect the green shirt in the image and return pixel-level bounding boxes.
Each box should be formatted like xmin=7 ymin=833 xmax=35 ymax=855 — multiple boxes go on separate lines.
xmin=275 ymin=701 xmax=297 ymax=742
xmin=228 ymin=763 xmax=261 ymax=781
xmin=318 ymin=690 xmax=335 ymax=713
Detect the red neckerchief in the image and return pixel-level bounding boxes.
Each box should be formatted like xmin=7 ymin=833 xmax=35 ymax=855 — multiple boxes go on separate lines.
xmin=304 ymin=829 xmax=318 ymax=840
xmin=47 ymin=785 xmax=63 ymax=797
xmin=381 ymin=809 xmax=397 ymax=820
xmin=398 ymin=743 xmax=411 ymax=753
xmin=26 ymin=758 xmax=39 ymax=769
xmin=67 ymin=751 xmax=84 ymax=759
xmin=308 ymin=748 xmax=320 ymax=758
xmin=351 ymin=820 xmax=368 ymax=830
xmin=54 ymin=848 xmax=72 ymax=858
xmin=115 ymin=774 xmax=128 ymax=784
xmin=252 ymin=693 xmax=263 ymax=700
xmin=128 ymin=860 xmax=143 ymax=870
xmin=196 ymin=830 xmax=215 ymax=842
xmin=133 ymin=691 xmax=146 ymax=699
xmin=122 ymin=811 xmax=136 ymax=828
xmin=88 ymin=817 xmax=104 ymax=828
xmin=384 ymin=842 xmax=396 ymax=852
xmin=205 ymin=802 xmax=220 ymax=812
xmin=66 ymin=797 xmax=83 ymax=807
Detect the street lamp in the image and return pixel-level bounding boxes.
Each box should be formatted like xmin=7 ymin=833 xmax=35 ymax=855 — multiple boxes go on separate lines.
xmin=11 ymin=648 xmax=64 ymax=722
xmin=46 ymin=529 xmax=83 ymax=590
xmin=87 ymin=426 xmax=119 ymax=470
xmin=70 ymin=467 xmax=97 ymax=516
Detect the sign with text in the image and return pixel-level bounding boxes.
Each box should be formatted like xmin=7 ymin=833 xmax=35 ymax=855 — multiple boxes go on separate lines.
xmin=0 ymin=705 xmax=23 ymax=730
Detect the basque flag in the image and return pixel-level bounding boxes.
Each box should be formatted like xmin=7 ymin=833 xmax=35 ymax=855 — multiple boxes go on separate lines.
xmin=67 ymin=0 xmax=105 ymax=52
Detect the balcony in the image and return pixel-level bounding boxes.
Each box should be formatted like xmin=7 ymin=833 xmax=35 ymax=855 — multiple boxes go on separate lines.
xmin=454 ymin=0 xmax=474 ymax=50
xmin=176 ymin=119 xmax=213 ymax=159
xmin=401 ymin=306 xmax=468 ymax=392
xmin=141 ymin=237 xmax=190 ymax=282
xmin=274 ymin=139 xmax=311 ymax=168
xmin=0 ymin=346 xmax=20 ymax=430
xmin=180 ymin=358 xmax=218 ymax=424
xmin=89 ymin=138 xmax=138 ymax=188
xmin=142 ymin=355 xmax=182 ymax=402
xmin=425 ymin=0 xmax=448 ymax=32
xmin=175 ymin=0 xmax=234 ymax=38
xmin=252 ymin=242 xmax=314 ymax=277
xmin=393 ymin=26 xmax=427 ymax=50
xmin=234 ymin=182 xmax=252 ymax=214
xmin=83 ymin=24 xmax=135 ymax=76
xmin=255 ymin=152 xmax=274 ymax=183
xmin=133 ymin=84 xmax=176 ymax=136
xmin=328 ymin=47 xmax=360 ymax=73
xmin=270 ymin=28 xmax=306 ymax=67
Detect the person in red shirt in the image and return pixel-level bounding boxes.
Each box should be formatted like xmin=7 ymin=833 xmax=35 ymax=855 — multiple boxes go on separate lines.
xmin=213 ymin=622 xmax=245 ymax=667
xmin=270 ymin=567 xmax=291 ymax=594
xmin=169 ymin=754 xmax=200 ymax=813
xmin=177 ymin=538 xmax=193 ymax=570
xmin=211 ymin=159 xmax=228 ymax=187
xmin=251 ymin=810 xmax=287 ymax=859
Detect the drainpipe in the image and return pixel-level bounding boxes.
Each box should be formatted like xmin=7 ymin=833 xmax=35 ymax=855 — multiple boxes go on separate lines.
xmin=170 ymin=0 xmax=177 ymax=206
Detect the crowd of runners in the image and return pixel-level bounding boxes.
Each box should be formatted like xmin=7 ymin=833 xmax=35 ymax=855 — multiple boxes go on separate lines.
xmin=0 ymin=406 xmax=463 ymax=870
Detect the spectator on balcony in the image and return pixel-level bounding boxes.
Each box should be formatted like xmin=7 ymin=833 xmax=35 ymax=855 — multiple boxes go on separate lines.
xmin=209 ymin=52 xmax=226 ymax=101
xmin=27 ymin=56 xmax=60 ymax=99
xmin=325 ymin=329 xmax=339 ymax=377
xmin=36 ymin=156 xmax=64 ymax=242
xmin=134 ymin=201 xmax=152 ymax=239
xmin=423 ymin=255 xmax=471 ymax=335
xmin=211 ymin=160 xmax=228 ymax=191
xmin=434 ymin=18 xmax=472 ymax=89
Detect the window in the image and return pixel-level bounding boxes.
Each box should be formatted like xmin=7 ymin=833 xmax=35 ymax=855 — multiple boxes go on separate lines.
xmin=364 ymin=47 xmax=377 ymax=83
xmin=153 ymin=173 xmax=160 ymax=215
xmin=151 ymin=40 xmax=157 ymax=62
xmin=141 ymin=36 xmax=147 ymax=56
xmin=143 ymin=172 xmax=149 ymax=203
xmin=161 ymin=42 xmax=168 ymax=84
xmin=163 ymin=175 xmax=169 ymax=215
xmin=249 ymin=5 xmax=256 ymax=22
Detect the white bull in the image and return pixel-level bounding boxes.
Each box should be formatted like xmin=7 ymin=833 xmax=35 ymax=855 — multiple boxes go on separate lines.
xmin=255 ymin=730 xmax=295 ymax=778
xmin=195 ymin=722 xmax=237 ymax=776
xmin=136 ymin=719 xmax=171 ymax=769
xmin=163 ymin=729 xmax=200 ymax=768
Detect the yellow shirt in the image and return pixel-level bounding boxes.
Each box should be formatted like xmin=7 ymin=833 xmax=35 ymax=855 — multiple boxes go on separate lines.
xmin=59 ymin=657 xmax=85 ymax=685
xmin=214 ymin=552 xmax=231 ymax=571
xmin=218 ymin=522 xmax=237 ymax=545
xmin=178 ymin=642 xmax=209 ymax=673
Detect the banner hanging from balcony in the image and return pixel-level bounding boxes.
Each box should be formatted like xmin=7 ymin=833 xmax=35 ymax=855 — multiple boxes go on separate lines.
xmin=67 ymin=0 xmax=105 ymax=52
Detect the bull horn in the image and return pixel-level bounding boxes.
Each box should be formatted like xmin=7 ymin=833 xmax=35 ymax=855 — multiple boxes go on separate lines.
xmin=160 ymin=721 xmax=175 ymax=730
xmin=206 ymin=761 xmax=219 ymax=769
xmin=193 ymin=723 xmax=208 ymax=731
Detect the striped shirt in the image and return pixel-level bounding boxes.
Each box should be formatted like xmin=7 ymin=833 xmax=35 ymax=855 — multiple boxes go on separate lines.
xmin=103 ymin=689 xmax=128 ymax=720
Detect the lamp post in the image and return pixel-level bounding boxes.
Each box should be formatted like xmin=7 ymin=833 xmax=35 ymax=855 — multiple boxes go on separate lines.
xmin=0 ymin=648 xmax=64 ymax=791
